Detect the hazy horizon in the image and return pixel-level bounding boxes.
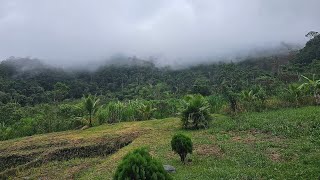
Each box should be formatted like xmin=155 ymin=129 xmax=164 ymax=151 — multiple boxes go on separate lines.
xmin=0 ymin=0 xmax=319 ymax=66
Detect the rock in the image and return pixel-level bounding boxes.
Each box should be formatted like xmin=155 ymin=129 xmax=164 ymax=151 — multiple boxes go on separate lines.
xmin=163 ymin=165 xmax=176 ymax=173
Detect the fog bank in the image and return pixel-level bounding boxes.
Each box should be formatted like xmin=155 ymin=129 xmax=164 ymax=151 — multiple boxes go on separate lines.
xmin=0 ymin=0 xmax=319 ymax=66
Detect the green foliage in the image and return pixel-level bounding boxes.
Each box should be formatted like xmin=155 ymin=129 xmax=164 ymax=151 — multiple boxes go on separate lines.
xmin=57 ymin=103 xmax=85 ymax=128
xmin=137 ymin=103 xmax=156 ymax=121
xmin=294 ymin=34 xmax=320 ymax=65
xmin=0 ymin=103 xmax=23 ymax=127
xmin=222 ymin=86 xmax=239 ymax=113
xmin=240 ymin=87 xmax=267 ymax=112
xmin=192 ymin=78 xmax=211 ymax=96
xmin=206 ymin=95 xmax=226 ymax=113
xmin=241 ymin=90 xmax=256 ymax=102
xmin=0 ymin=91 xmax=10 ymax=105
xmin=0 ymin=102 xmax=88 ymax=140
xmin=1 ymin=35 xmax=320 ymax=140
xmin=53 ymin=82 xmax=70 ymax=102
xmin=97 ymin=99 xmax=181 ymax=124
xmin=2 ymin=107 xmax=320 ymax=179
xmin=82 ymin=94 xmax=100 ymax=127
xmin=114 ymin=148 xmax=171 ymax=180
xmin=181 ymin=94 xmax=211 ymax=129
xmin=171 ymin=133 xmax=193 ymax=163
xmin=298 ymin=74 xmax=320 ymax=105
xmin=298 ymin=75 xmax=320 ymax=94
xmin=278 ymin=83 xmax=303 ymax=106
xmin=103 ymin=100 xmax=140 ymax=123
xmin=0 ymin=56 xmax=278 ymax=106
xmin=9 ymin=118 xmax=38 ymax=138
xmin=97 ymin=108 xmax=109 ymax=125
xmin=58 ymin=103 xmax=83 ymax=118
xmin=235 ymin=107 xmax=320 ymax=139
xmin=150 ymin=99 xmax=182 ymax=119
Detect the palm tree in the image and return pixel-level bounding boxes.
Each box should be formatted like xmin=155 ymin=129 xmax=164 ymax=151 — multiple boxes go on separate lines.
xmin=83 ymin=94 xmax=100 ymax=127
xmin=298 ymin=74 xmax=320 ymax=105
xmin=181 ymin=94 xmax=211 ymax=129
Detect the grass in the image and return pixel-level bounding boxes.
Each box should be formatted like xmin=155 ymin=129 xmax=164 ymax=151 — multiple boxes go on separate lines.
xmin=1 ymin=106 xmax=320 ymax=179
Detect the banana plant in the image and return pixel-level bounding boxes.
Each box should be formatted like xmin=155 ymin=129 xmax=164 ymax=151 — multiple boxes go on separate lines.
xmin=287 ymin=84 xmax=302 ymax=106
xmin=298 ymin=74 xmax=320 ymax=104
xmin=241 ymin=90 xmax=256 ymax=102
xmin=138 ymin=103 xmax=156 ymax=120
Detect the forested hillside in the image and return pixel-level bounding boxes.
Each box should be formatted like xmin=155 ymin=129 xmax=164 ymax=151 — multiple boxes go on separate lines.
xmin=0 ymin=34 xmax=319 ymax=141
xmin=1 ymin=1 xmax=320 ymax=179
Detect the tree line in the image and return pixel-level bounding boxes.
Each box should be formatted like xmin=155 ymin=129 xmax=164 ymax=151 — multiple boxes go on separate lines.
xmin=0 ymin=32 xmax=319 ymax=140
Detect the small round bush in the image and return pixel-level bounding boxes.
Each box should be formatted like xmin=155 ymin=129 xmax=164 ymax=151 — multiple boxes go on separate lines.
xmin=171 ymin=134 xmax=193 ymax=163
xmin=114 ymin=148 xmax=171 ymax=180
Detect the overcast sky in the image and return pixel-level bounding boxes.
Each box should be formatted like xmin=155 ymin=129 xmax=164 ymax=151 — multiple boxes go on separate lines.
xmin=0 ymin=0 xmax=319 ymax=66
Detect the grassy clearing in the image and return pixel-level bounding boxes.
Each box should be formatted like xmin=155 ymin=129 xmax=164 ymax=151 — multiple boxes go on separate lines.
xmin=1 ymin=107 xmax=320 ymax=179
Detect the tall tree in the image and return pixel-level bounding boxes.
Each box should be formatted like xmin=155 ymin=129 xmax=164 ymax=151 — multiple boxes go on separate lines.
xmin=53 ymin=82 xmax=70 ymax=102
xmin=305 ymin=31 xmax=319 ymax=39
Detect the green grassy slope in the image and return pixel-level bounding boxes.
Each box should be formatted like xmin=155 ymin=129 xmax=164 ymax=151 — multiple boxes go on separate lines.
xmin=1 ymin=107 xmax=320 ymax=179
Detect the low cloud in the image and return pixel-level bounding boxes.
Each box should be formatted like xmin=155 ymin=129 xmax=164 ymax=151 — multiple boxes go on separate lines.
xmin=0 ymin=0 xmax=319 ymax=66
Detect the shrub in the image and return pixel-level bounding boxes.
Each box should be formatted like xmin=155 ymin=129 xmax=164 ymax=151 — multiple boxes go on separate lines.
xmin=240 ymin=87 xmax=267 ymax=112
xmin=114 ymin=148 xmax=171 ymax=180
xmin=151 ymin=99 xmax=182 ymax=119
xmin=103 ymin=99 xmax=180 ymax=123
xmin=181 ymin=94 xmax=211 ymax=129
xmin=106 ymin=101 xmax=126 ymax=123
xmin=171 ymin=134 xmax=193 ymax=163
xmin=137 ymin=103 xmax=156 ymax=120
xmin=97 ymin=108 xmax=108 ymax=124
xmin=58 ymin=104 xmax=83 ymax=119
xmin=206 ymin=95 xmax=226 ymax=113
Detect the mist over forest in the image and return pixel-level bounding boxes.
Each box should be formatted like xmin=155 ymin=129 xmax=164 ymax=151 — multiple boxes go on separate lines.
xmin=1 ymin=1 xmax=320 ymax=179
xmin=0 ymin=0 xmax=319 ymax=67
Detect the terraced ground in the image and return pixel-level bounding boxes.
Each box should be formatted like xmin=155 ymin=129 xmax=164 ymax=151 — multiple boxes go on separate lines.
xmin=1 ymin=107 xmax=320 ymax=179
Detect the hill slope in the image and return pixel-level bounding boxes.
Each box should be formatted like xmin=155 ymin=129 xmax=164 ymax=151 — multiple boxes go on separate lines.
xmin=1 ymin=107 xmax=320 ymax=179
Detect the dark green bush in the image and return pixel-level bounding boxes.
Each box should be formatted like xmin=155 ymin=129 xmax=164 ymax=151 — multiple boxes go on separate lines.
xmin=58 ymin=104 xmax=83 ymax=119
xmin=171 ymin=134 xmax=193 ymax=163
xmin=114 ymin=148 xmax=171 ymax=180
xmin=181 ymin=94 xmax=211 ymax=129
xmin=151 ymin=99 xmax=182 ymax=119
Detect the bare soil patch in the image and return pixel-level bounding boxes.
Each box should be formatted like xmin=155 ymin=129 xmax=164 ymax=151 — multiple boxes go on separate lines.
xmin=195 ymin=144 xmax=223 ymax=157
xmin=266 ymin=148 xmax=282 ymax=162
xmin=0 ymin=132 xmax=141 ymax=179
xmin=229 ymin=129 xmax=285 ymax=144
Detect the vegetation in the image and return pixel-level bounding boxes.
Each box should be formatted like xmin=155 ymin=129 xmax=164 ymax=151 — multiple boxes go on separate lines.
xmin=181 ymin=95 xmax=211 ymax=129
xmin=82 ymin=94 xmax=100 ymax=127
xmin=0 ymin=32 xmax=320 ymax=178
xmin=294 ymin=32 xmax=320 ymax=65
xmin=1 ymin=43 xmax=320 ymax=139
xmin=298 ymin=74 xmax=320 ymax=105
xmin=1 ymin=107 xmax=320 ymax=179
xmin=0 ymin=54 xmax=319 ymax=139
xmin=114 ymin=148 xmax=171 ymax=180
xmin=171 ymin=134 xmax=193 ymax=163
